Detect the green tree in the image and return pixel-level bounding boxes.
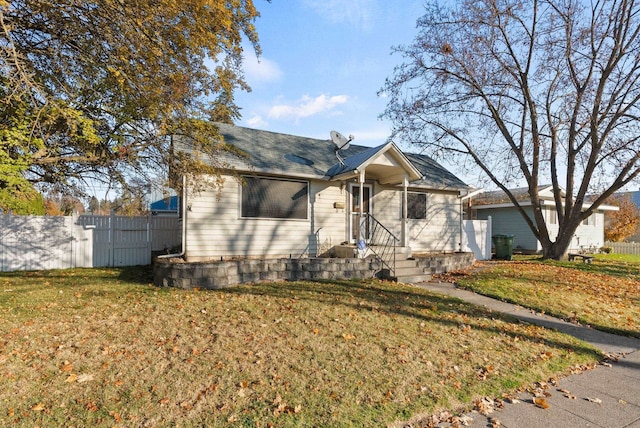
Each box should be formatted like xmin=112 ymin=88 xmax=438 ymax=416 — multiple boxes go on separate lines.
xmin=0 ymin=0 xmax=262 ymax=205
xmin=382 ymin=0 xmax=640 ymax=260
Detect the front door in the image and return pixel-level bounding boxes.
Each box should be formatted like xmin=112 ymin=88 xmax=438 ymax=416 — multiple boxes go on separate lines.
xmin=348 ymin=183 xmax=372 ymax=242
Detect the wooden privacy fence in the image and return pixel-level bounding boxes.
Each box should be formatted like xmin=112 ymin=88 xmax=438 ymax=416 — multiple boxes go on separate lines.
xmin=605 ymin=241 xmax=640 ymax=256
xmin=0 ymin=212 xmax=181 ymax=272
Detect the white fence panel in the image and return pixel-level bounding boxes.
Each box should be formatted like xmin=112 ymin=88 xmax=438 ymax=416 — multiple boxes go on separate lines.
xmin=1 ymin=213 xmax=180 ymax=271
xmin=77 ymin=215 xmax=111 ymax=267
xmin=0 ymin=214 xmax=93 ymax=272
xmin=606 ymin=241 xmax=640 ymax=256
xmin=150 ymin=217 xmax=182 ymax=252
xmin=112 ymin=215 xmax=151 ymax=267
xmin=77 ymin=214 xmax=180 ymax=267
xmin=462 ymin=217 xmax=492 ymax=260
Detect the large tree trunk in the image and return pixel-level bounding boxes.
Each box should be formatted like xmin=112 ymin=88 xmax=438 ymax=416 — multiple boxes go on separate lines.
xmin=543 ymin=240 xmax=571 ymax=260
xmin=540 ymin=218 xmax=581 ymax=260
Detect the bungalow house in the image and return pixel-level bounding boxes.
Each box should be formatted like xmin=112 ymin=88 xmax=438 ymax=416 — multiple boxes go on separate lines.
xmin=174 ymin=124 xmax=476 ymax=273
xmin=470 ymin=185 xmax=618 ymax=253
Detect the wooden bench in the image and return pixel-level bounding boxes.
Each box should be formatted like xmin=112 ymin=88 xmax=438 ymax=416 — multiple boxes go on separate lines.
xmin=568 ymin=253 xmax=594 ymax=263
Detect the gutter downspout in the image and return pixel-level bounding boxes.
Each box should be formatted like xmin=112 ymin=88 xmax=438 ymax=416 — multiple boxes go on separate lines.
xmin=158 ymin=174 xmax=187 ymax=259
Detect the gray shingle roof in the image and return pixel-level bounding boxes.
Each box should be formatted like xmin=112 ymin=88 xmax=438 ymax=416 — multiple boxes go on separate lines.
xmin=193 ymin=123 xmax=469 ymax=190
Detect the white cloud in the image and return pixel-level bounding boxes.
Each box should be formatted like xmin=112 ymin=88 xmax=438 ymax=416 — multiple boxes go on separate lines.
xmin=268 ymin=94 xmax=349 ymax=120
xmin=246 ymin=114 xmax=268 ymax=128
xmin=303 ymin=0 xmax=374 ymax=30
xmin=242 ymin=53 xmax=282 ymax=84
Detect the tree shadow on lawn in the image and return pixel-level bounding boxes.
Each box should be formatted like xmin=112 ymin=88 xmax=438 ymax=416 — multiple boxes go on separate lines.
xmin=117 ymin=265 xmax=154 ymax=284
xmin=541 ymin=259 xmax=640 ymax=280
xmin=222 ymin=278 xmax=603 ymax=361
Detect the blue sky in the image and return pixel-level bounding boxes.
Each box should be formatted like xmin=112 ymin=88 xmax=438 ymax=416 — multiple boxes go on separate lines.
xmin=235 ymin=0 xmax=425 ymax=148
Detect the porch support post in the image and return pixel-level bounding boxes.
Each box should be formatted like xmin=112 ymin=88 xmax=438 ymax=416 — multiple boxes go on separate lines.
xmin=358 ymin=169 xmax=365 ymax=244
xmin=401 ymin=174 xmax=408 ymax=247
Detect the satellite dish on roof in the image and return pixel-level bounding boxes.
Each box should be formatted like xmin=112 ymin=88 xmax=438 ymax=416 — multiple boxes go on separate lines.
xmin=330 ymin=130 xmax=352 ymax=151
xmin=330 ymin=130 xmax=354 ymax=166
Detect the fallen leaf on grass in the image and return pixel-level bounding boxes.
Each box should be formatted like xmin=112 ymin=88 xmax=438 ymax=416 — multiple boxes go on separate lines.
xmin=109 ymin=411 xmax=122 ymax=423
xmin=60 ymin=361 xmax=73 ymax=372
xmin=77 ymin=373 xmax=94 ymax=383
xmin=533 ymin=397 xmax=549 ymax=409
xmin=85 ymin=401 xmax=99 ymax=412
xmin=341 ymin=333 xmax=355 ymax=340
xmin=31 ymin=403 xmax=45 ymax=412
xmin=272 ymin=394 xmax=302 ymax=416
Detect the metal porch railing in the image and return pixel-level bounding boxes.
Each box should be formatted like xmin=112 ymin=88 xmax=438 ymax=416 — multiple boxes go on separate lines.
xmin=360 ymin=214 xmax=399 ymax=278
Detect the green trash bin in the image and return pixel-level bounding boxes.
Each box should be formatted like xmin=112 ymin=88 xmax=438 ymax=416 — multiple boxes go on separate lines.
xmin=492 ymin=234 xmax=514 ymax=260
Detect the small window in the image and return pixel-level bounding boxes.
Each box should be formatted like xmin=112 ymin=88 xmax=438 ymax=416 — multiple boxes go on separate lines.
xmin=241 ymin=176 xmax=308 ymax=219
xmin=548 ymin=209 xmax=557 ymax=225
xmin=582 ymin=213 xmax=596 ymax=226
xmin=406 ymin=192 xmax=427 ymax=220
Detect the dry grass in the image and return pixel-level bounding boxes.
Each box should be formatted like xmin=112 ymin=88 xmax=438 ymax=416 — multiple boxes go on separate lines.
xmin=454 ymin=256 xmax=640 ymax=338
xmin=0 ymin=267 xmax=600 ymax=427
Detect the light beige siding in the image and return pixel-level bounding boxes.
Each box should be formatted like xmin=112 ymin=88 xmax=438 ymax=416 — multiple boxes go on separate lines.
xmin=408 ymin=192 xmax=460 ymax=252
xmin=371 ymin=185 xmax=401 ymax=238
xmin=186 ymin=175 xmax=463 ymax=260
xmin=372 ymin=186 xmax=461 ymax=252
xmin=185 ymin=176 xmax=347 ymax=260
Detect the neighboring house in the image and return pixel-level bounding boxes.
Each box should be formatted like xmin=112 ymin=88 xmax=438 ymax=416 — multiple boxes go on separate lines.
xmin=176 ymin=123 xmax=472 ymax=262
xmin=470 ymin=185 xmax=618 ymax=253
xmin=150 ymin=195 xmax=179 ymax=217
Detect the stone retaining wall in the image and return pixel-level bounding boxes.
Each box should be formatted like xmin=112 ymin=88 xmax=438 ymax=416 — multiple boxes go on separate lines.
xmin=154 ymin=253 xmax=474 ymax=289
xmin=414 ymin=253 xmax=475 ymax=275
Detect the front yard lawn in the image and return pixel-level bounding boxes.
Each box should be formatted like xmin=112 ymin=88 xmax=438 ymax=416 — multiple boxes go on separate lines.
xmin=454 ymin=255 xmax=640 ymax=339
xmin=0 ymin=267 xmax=600 ymax=427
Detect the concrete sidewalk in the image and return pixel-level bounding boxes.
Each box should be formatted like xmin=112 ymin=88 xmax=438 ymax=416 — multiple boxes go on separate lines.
xmin=415 ymin=281 xmax=640 ymax=428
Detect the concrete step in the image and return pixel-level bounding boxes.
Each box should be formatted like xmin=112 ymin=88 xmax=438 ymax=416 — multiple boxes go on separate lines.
xmin=379 ymin=258 xmax=432 ymax=284
xmin=396 ymin=274 xmax=432 ymax=284
xmin=395 ymin=265 xmax=431 ymax=284
xmin=392 ymin=259 xmax=422 ymax=269
xmin=371 ymin=246 xmax=412 ymax=262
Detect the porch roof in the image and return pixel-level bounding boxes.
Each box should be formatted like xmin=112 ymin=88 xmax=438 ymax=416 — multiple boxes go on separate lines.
xmin=325 ymin=142 xmax=423 ymax=185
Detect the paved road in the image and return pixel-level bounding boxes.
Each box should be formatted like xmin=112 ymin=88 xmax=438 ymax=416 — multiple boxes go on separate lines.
xmin=414 ymin=281 xmax=640 ymax=428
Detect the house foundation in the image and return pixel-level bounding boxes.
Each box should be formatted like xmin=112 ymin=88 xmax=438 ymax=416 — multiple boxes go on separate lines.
xmin=153 ymin=253 xmax=475 ymax=289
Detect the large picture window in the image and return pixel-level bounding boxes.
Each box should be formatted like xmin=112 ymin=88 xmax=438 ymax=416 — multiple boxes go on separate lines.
xmin=241 ymin=176 xmax=309 ymax=219
xmin=406 ymin=192 xmax=427 ymax=220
